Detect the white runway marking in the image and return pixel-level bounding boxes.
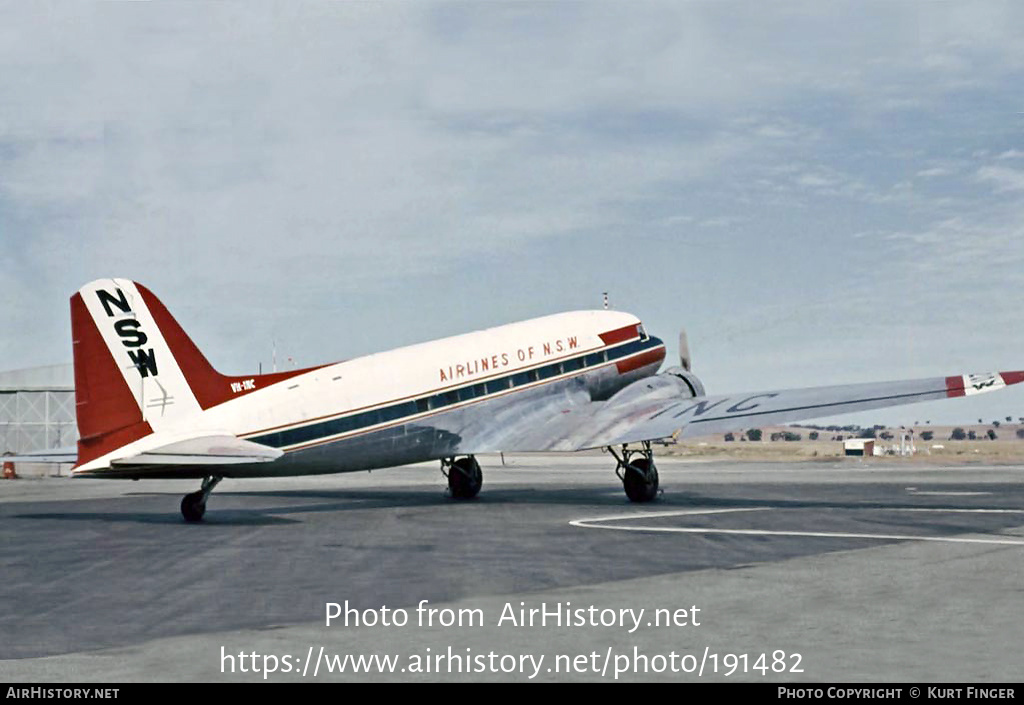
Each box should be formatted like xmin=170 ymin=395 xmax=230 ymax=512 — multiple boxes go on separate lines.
xmin=906 ymin=489 xmax=992 ymax=497
xmin=570 ymin=507 xmax=1024 ymax=547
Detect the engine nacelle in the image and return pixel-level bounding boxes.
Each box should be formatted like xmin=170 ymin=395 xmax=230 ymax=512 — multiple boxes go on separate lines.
xmin=660 ymin=366 xmax=707 ymax=398
xmin=605 ymin=367 xmax=707 ymax=407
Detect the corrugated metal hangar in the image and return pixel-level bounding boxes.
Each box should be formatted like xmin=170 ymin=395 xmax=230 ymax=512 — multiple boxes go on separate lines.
xmin=0 ymin=364 xmax=76 ymax=476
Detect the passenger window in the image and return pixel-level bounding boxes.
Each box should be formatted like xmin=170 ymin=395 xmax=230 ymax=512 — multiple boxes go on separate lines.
xmin=486 ymin=378 xmax=510 ymax=394
xmin=563 ymin=357 xmax=583 ymax=372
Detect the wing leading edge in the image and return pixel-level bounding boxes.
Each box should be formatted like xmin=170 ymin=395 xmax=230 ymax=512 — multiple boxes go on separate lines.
xmin=563 ymin=370 xmax=1024 ymax=450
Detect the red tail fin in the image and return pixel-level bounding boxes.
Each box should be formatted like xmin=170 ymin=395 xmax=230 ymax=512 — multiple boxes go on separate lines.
xmin=72 ymin=279 xmax=323 ymax=467
xmin=71 ymin=292 xmax=152 ymax=466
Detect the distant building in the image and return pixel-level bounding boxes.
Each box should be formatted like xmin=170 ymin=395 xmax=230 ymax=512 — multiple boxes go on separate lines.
xmin=843 ymin=438 xmax=876 ymax=457
xmin=0 ymin=364 xmax=75 ymax=475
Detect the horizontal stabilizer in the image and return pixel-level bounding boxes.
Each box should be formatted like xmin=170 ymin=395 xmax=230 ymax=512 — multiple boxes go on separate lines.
xmin=109 ymin=434 xmax=283 ymax=467
xmin=4 ymin=446 xmax=78 ymax=463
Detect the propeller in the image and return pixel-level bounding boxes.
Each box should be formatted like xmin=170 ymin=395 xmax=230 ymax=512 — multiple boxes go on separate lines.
xmin=679 ymin=329 xmax=692 ymax=371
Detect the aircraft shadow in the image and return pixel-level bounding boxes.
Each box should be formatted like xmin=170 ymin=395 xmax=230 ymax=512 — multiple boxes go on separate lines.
xmin=14 ymin=484 xmax=1021 ymax=527
xmin=12 ymin=510 xmax=299 ymax=526
xmin=139 ymin=486 xmax=1019 ymax=513
xmin=11 ymin=487 xmax=652 ymax=526
xmin=158 ymin=485 xmax=642 ymax=509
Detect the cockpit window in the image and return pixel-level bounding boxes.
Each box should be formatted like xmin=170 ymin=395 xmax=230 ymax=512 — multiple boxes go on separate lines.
xmin=637 ymin=324 xmax=649 ymax=341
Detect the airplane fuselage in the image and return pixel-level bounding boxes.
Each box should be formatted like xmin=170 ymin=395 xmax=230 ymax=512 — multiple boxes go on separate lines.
xmin=74 ymin=309 xmax=666 ymax=479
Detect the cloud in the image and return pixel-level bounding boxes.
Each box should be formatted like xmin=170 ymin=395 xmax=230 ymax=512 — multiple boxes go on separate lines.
xmin=1 ymin=0 xmax=1022 ymax=417
xmin=976 ymin=165 xmax=1024 ymax=192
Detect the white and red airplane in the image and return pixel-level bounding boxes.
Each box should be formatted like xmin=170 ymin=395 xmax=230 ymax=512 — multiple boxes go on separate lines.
xmin=24 ymin=278 xmax=1024 ymax=521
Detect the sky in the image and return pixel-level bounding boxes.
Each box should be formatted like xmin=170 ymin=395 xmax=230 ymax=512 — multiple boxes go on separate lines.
xmin=1 ymin=1 xmax=1022 ymax=428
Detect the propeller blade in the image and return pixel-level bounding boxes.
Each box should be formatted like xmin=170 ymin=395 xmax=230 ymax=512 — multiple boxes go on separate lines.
xmin=679 ymin=329 xmax=692 ymax=371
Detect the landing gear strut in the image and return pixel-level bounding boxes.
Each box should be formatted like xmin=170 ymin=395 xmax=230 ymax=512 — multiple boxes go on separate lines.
xmin=181 ymin=475 xmax=222 ymax=522
xmin=609 ymin=442 xmax=659 ymax=503
xmin=442 ymin=455 xmax=482 ymax=499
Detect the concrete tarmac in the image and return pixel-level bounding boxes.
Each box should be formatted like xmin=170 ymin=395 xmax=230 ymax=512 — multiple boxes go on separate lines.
xmin=2 ymin=454 xmax=1023 ymax=682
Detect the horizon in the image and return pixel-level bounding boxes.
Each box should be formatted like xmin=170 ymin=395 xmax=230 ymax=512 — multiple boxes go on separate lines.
xmin=2 ymin=3 xmax=1022 ymax=428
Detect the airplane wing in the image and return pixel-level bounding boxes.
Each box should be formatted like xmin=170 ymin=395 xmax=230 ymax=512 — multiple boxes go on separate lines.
xmin=571 ymin=371 xmax=1024 ymax=449
xmin=467 ymin=370 xmax=1023 ymax=452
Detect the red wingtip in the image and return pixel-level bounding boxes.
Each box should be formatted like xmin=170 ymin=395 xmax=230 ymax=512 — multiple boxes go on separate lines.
xmin=1001 ymin=371 xmax=1024 ymax=386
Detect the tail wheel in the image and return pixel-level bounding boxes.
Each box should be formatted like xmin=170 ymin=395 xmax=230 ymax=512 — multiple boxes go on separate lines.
xmin=180 ymin=476 xmax=221 ymax=522
xmin=623 ymin=458 xmax=659 ymax=503
xmin=448 ymin=456 xmax=483 ymax=499
xmin=181 ymin=490 xmax=206 ymax=522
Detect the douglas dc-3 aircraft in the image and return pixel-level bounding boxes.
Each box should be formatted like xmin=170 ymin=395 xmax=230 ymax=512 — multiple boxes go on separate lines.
xmin=21 ymin=278 xmax=1024 ymax=521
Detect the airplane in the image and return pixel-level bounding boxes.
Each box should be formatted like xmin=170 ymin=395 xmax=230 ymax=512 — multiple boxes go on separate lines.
xmin=15 ymin=278 xmax=1024 ymax=522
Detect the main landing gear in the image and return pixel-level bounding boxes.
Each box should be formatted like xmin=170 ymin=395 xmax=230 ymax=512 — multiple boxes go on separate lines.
xmin=608 ymin=441 xmax=660 ymax=503
xmin=181 ymin=475 xmax=222 ymax=522
xmin=442 ymin=455 xmax=482 ymax=499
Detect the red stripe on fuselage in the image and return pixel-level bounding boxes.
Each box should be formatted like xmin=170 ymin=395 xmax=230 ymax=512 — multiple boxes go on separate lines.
xmin=599 ymin=325 xmax=639 ymax=346
xmin=616 ymin=346 xmax=666 ymax=375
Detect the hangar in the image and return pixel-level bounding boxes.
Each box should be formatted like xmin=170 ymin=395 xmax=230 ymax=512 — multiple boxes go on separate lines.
xmin=0 ymin=364 xmax=76 ymax=476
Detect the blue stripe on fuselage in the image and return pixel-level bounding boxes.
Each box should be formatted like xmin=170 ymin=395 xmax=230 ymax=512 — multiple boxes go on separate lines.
xmin=248 ymin=336 xmax=664 ymax=450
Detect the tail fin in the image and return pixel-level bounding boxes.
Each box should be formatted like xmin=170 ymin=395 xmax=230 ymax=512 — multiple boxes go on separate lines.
xmin=71 ymin=278 xmax=316 ymax=467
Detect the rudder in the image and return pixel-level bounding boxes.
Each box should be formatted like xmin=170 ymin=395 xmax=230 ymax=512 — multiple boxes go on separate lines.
xmin=72 ymin=278 xmax=320 ymax=468
xmin=72 ymin=279 xmax=205 ymax=466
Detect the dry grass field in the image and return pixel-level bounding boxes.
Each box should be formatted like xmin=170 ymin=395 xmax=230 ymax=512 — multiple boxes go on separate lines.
xmin=665 ymin=424 xmax=1024 ymax=463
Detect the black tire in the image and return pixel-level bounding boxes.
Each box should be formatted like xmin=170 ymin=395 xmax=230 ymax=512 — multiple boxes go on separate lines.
xmin=181 ymin=491 xmax=206 ymax=522
xmin=448 ymin=457 xmax=483 ymax=499
xmin=623 ymin=458 xmax=659 ymax=502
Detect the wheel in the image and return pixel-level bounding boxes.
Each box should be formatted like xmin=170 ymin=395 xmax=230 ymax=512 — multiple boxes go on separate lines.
xmin=623 ymin=458 xmax=659 ymax=502
xmin=181 ymin=490 xmax=206 ymax=522
xmin=448 ymin=457 xmax=483 ymax=499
